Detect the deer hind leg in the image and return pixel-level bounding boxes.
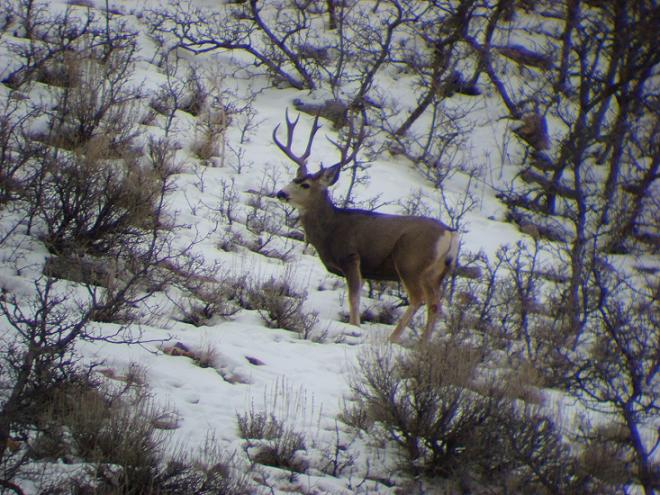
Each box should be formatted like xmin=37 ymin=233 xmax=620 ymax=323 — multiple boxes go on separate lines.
xmin=421 ymin=284 xmax=441 ymax=342
xmin=389 ymin=282 xmax=423 ymax=344
xmin=420 ymin=267 xmax=450 ymax=342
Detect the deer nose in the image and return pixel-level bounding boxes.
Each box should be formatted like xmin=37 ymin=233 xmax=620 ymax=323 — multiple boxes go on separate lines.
xmin=276 ymin=190 xmax=289 ymax=201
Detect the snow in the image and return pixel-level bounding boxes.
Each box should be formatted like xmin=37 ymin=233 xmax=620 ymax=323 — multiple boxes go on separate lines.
xmin=0 ymin=1 xmax=657 ymax=493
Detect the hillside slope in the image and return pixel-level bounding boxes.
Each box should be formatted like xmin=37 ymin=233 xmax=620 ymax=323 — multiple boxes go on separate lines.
xmin=0 ymin=1 xmax=657 ymax=493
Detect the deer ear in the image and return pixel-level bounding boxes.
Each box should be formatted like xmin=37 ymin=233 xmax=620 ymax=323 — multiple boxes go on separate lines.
xmin=320 ymin=163 xmax=341 ymax=186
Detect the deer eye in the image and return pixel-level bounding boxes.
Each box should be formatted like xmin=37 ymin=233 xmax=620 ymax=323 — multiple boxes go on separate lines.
xmin=300 ymin=183 xmax=310 ymax=189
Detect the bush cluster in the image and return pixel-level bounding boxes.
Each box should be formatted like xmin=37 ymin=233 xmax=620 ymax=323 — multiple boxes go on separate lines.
xmin=19 ymin=372 xmax=250 ymax=494
xmin=344 ymin=341 xmax=607 ymax=494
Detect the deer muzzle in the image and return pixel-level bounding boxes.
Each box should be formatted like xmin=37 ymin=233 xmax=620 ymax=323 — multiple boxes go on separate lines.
xmin=276 ymin=190 xmax=289 ymax=201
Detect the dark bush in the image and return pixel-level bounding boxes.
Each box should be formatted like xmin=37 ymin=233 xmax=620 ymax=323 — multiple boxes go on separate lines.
xmin=31 ymin=374 xmax=251 ymax=494
xmin=345 ymin=341 xmax=604 ymax=494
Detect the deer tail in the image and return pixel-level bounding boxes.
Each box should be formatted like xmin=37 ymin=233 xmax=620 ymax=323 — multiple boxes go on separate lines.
xmin=444 ymin=230 xmax=460 ymax=269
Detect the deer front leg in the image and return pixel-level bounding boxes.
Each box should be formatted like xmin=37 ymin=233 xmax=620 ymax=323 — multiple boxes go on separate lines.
xmin=341 ymin=254 xmax=362 ymax=326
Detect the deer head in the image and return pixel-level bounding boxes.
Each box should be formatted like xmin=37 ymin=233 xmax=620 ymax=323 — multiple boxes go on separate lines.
xmin=273 ymin=109 xmax=364 ymax=208
xmin=275 ymin=164 xmax=341 ymax=211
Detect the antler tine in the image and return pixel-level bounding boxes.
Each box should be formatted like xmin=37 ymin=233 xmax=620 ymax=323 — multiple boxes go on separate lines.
xmin=302 ymin=114 xmax=322 ymax=164
xmin=327 ymin=111 xmax=367 ymax=169
xmin=273 ymin=109 xmax=322 ymax=177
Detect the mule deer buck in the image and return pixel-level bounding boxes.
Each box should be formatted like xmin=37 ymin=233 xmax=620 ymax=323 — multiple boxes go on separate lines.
xmin=274 ymin=112 xmax=459 ymax=343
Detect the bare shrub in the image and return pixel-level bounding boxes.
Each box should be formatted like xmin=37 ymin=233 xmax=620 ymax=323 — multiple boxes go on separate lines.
xmin=215 ymin=178 xmax=240 ymax=226
xmin=174 ymin=289 xmax=239 ymax=327
xmin=0 ymin=280 xmax=103 ymax=471
xmin=4 ymin=3 xmax=136 ymax=89
xmin=154 ymin=432 xmax=252 ymax=495
xmin=187 ymin=66 xmax=232 ymax=164
xmin=13 ymin=23 xmax=177 ymax=265
xmin=575 ymin=419 xmax=633 ymax=491
xmin=249 ymin=431 xmax=307 ymax=474
xmin=146 ymin=0 xmax=318 ymax=90
xmin=345 ymin=341 xmax=487 ymax=473
xmin=33 ymin=147 xmax=168 ymax=257
xmin=438 ymin=242 xmax=575 ymax=385
xmin=316 ymin=421 xmax=357 ymax=478
xmin=211 ymin=272 xmax=254 ymax=312
xmin=43 ymin=45 xmax=141 ymax=152
xmin=0 ymin=94 xmax=41 ymax=205
xmin=217 ymin=227 xmax=246 ymax=253
xmin=237 ymin=405 xmax=285 ymax=443
xmin=563 ymin=264 xmax=660 ymax=494
xmin=238 ymin=412 xmax=307 ymax=473
xmin=149 ymin=57 xmax=188 ymax=135
xmin=488 ymin=241 xmax=554 ymax=359
xmin=344 ymin=342 xmax=601 ymax=493
xmin=359 ymin=300 xmax=401 ymax=326
xmin=226 ymin=142 xmax=254 ymax=174
xmin=0 ymin=135 xmax=197 ymax=482
xmin=237 ymin=382 xmax=310 ymax=474
xmin=243 ymin=178 xmax=295 ymax=260
xmin=250 ymin=276 xmax=319 ymax=338
xmin=191 ymin=105 xmax=228 ymax=162
xmin=170 ymin=266 xmax=242 ymax=326
xmin=39 ymin=384 xmax=166 ymax=484
xmin=177 ymin=64 xmax=208 ymax=117
xmin=385 ymin=99 xmax=475 ymax=189
xmin=28 ymin=375 xmax=250 ymax=494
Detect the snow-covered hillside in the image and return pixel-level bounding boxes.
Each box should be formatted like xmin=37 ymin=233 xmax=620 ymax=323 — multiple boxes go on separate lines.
xmin=0 ymin=1 xmax=657 ymax=494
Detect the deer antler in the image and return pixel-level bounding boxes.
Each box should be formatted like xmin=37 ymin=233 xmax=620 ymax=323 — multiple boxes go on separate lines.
xmin=327 ymin=105 xmax=367 ymax=169
xmin=273 ymin=109 xmax=322 ymax=178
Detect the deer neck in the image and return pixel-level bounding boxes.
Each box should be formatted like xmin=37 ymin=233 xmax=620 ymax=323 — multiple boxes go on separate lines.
xmin=299 ymin=192 xmax=337 ymax=247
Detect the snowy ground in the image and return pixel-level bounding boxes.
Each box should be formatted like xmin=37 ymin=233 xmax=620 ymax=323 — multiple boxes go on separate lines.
xmin=1 ymin=1 xmax=656 ymax=493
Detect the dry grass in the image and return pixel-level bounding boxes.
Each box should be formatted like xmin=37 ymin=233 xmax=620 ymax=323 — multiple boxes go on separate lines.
xmin=236 ymin=381 xmax=310 ymax=474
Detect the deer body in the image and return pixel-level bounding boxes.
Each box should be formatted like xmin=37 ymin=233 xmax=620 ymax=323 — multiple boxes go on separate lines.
xmin=299 ymin=202 xmax=448 ymax=281
xmin=274 ymin=112 xmax=459 ymax=343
